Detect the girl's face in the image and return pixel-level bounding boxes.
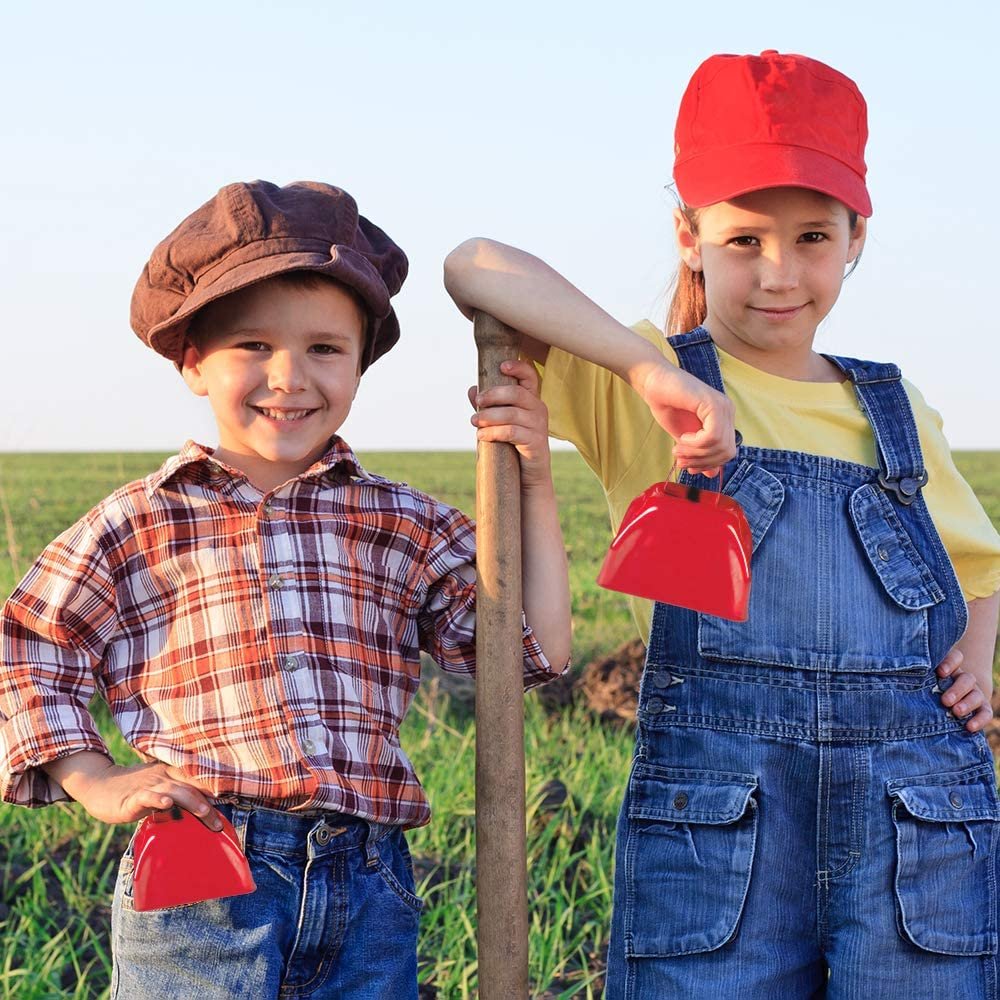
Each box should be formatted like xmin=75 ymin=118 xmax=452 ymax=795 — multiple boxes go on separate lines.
xmin=675 ymin=187 xmax=866 ymax=372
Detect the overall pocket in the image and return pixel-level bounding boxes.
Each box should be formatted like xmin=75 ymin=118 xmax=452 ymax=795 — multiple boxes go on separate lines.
xmin=623 ymin=762 xmax=758 ymax=957
xmin=888 ymin=762 xmax=1000 ymax=956
xmin=849 ymin=484 xmax=944 ymax=612
xmin=698 ymin=465 xmax=942 ymax=671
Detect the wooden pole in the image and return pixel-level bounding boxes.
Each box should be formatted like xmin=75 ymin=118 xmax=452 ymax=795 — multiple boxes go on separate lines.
xmin=473 ymin=311 xmax=529 ymax=998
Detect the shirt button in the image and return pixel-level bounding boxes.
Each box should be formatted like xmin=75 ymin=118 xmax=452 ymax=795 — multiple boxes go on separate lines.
xmin=652 ymin=673 xmax=672 ymax=688
xmin=876 ymin=545 xmax=890 ymax=562
xmin=949 ymin=792 xmax=963 ymax=809
xmin=268 ymin=574 xmax=284 ymax=589
xmin=302 ymin=739 xmax=317 ymax=756
xmin=263 ymin=503 xmax=274 ymax=517
xmin=647 ymin=697 xmax=664 ymax=714
xmin=673 ymin=792 xmax=689 ymax=810
xmin=282 ymin=656 xmax=301 ymax=671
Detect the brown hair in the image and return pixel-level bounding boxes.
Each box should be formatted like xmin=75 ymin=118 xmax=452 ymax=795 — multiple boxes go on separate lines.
xmin=665 ymin=202 xmax=863 ymax=335
xmin=185 ymin=271 xmax=369 ymax=355
xmin=666 ymin=207 xmax=706 ymax=335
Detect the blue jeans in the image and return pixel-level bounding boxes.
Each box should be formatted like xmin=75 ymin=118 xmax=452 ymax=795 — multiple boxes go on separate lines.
xmin=110 ymin=802 xmax=421 ymax=999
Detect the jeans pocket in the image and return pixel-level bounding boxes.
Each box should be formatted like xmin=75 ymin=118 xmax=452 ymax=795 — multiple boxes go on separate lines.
xmin=115 ymin=832 xmax=138 ymax=912
xmin=888 ymin=762 xmax=1000 ymax=956
xmin=373 ymin=828 xmax=424 ymax=914
xmin=623 ymin=763 xmax=758 ymax=958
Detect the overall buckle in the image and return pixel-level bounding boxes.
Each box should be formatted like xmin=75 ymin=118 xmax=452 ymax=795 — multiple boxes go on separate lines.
xmin=877 ymin=470 xmax=928 ymax=505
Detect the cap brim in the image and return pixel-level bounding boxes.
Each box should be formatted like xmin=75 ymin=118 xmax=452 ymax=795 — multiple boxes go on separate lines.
xmin=148 ymin=249 xmax=393 ymax=364
xmin=674 ymin=143 xmax=872 ymax=218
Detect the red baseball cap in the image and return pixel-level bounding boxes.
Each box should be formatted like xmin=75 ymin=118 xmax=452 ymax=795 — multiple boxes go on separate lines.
xmin=673 ymin=51 xmax=872 ymax=217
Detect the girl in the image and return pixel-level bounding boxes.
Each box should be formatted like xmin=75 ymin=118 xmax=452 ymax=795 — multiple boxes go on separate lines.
xmin=445 ymin=51 xmax=1000 ymax=998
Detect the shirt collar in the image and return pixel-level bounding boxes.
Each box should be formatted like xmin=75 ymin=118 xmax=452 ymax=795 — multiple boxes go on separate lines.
xmin=146 ymin=437 xmax=367 ymax=496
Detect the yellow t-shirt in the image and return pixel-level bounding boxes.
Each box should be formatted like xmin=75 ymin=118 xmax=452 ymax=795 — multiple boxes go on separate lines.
xmin=540 ymin=320 xmax=1000 ymax=640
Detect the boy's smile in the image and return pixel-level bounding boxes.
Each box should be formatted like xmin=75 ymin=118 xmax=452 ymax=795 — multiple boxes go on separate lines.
xmin=181 ymin=276 xmax=365 ymax=492
xmin=675 ymin=187 xmax=866 ymax=380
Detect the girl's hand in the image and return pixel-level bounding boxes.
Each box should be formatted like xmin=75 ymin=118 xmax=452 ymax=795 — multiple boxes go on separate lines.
xmin=634 ymin=361 xmax=737 ymax=477
xmin=73 ymin=760 xmax=225 ymax=829
xmin=936 ymin=647 xmax=993 ymax=732
xmin=469 ymin=359 xmax=553 ymax=493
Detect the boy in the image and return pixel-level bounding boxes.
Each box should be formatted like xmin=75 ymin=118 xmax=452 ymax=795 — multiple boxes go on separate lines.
xmin=0 ymin=180 xmax=571 ymax=999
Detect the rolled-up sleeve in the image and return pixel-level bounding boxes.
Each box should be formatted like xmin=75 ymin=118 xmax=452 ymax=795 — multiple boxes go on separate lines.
xmin=0 ymin=518 xmax=118 ymax=806
xmin=417 ymin=504 xmax=563 ymax=690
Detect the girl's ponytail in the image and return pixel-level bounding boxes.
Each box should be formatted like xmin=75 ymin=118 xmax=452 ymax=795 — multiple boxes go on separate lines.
xmin=666 ymin=262 xmax=707 ymax=335
xmin=666 ymin=204 xmax=707 ymax=335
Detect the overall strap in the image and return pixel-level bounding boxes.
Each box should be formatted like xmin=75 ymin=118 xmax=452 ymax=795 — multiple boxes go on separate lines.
xmin=667 ymin=327 xmax=726 ymax=395
xmin=823 ymin=354 xmax=928 ymax=505
xmin=667 ymin=328 xmax=738 ymax=491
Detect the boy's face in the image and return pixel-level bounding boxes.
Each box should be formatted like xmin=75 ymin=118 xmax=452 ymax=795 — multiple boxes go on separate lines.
xmin=181 ymin=277 xmax=365 ymax=491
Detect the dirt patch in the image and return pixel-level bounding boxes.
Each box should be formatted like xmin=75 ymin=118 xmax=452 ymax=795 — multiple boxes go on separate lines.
xmin=579 ymin=639 xmax=645 ymax=723
xmin=425 ymin=635 xmax=647 ymax=723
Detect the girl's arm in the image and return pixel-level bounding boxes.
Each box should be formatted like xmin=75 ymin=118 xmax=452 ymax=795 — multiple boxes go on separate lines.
xmin=936 ymin=590 xmax=1000 ymax=731
xmin=444 ymin=239 xmax=737 ymax=476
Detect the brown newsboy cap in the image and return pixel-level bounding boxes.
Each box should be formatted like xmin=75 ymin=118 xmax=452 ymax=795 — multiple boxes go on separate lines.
xmin=130 ymin=180 xmax=408 ymax=371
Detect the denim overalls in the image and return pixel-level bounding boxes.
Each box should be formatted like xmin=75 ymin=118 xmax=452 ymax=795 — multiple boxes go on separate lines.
xmin=605 ymin=329 xmax=1000 ymax=999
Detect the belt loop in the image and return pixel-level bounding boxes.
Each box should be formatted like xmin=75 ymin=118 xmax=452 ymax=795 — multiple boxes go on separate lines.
xmin=364 ymin=821 xmax=384 ymax=867
xmin=230 ymin=803 xmax=251 ymax=852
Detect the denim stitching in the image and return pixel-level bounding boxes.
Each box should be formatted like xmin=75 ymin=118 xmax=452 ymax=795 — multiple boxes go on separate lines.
xmin=818 ymin=477 xmax=833 ymax=659
xmin=823 ymin=744 xmax=867 ymax=882
xmin=280 ymin=851 xmax=348 ymax=997
xmin=816 ymin=740 xmax=831 ymax=950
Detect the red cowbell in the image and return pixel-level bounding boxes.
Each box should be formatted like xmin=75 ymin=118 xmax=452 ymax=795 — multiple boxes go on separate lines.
xmin=132 ymin=806 xmax=256 ymax=912
xmin=597 ymin=481 xmax=752 ymax=621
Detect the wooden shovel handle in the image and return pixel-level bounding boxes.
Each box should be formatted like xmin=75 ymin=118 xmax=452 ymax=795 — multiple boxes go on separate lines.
xmin=473 ymin=311 xmax=529 ymax=998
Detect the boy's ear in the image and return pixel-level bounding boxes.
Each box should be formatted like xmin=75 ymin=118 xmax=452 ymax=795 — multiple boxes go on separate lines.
xmin=180 ymin=342 xmax=209 ymax=397
xmin=673 ymin=207 xmax=702 ymax=272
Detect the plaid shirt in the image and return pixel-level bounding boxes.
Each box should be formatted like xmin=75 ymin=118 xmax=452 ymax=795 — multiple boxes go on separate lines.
xmin=0 ymin=439 xmax=559 ymax=827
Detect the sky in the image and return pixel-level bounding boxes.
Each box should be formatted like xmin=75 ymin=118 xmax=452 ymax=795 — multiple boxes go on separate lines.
xmin=2 ymin=0 xmax=998 ymax=453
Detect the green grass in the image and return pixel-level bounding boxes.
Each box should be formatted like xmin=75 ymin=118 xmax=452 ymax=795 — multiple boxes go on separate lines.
xmin=0 ymin=449 xmax=997 ymax=998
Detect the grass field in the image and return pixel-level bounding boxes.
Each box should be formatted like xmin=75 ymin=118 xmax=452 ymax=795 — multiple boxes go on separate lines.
xmin=0 ymin=449 xmax=997 ymax=998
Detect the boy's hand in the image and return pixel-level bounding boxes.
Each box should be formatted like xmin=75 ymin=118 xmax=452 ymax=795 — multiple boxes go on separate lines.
xmin=469 ymin=359 xmax=553 ymax=492
xmin=936 ymin=646 xmax=993 ymax=732
xmin=633 ymin=360 xmax=737 ymax=478
xmin=56 ymin=755 xmax=224 ymax=830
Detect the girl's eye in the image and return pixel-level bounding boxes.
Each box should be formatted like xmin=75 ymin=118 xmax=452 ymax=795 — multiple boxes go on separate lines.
xmin=236 ymin=341 xmax=269 ymax=352
xmin=799 ymin=231 xmax=828 ymax=243
xmin=728 ymin=235 xmax=759 ymax=248
xmin=310 ymin=344 xmax=341 ymax=355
